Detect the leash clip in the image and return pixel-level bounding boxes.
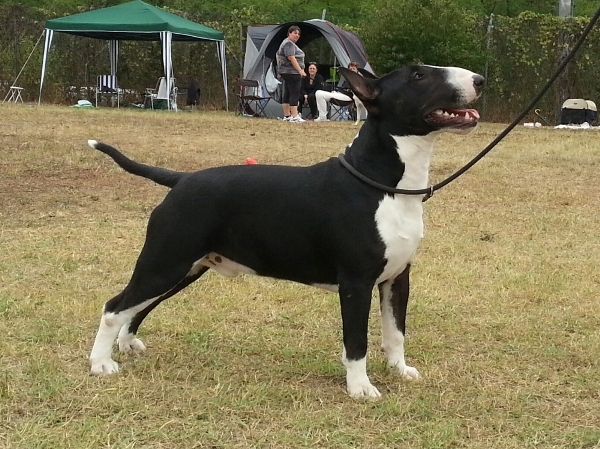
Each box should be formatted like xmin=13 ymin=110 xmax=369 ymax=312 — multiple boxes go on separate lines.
xmin=422 ymin=186 xmax=434 ymax=202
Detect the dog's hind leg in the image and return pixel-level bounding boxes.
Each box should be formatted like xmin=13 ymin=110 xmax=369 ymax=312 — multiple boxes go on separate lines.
xmin=90 ymin=291 xmax=156 ymax=375
xmin=339 ymin=276 xmax=381 ymax=399
xmin=378 ymin=265 xmax=420 ymax=381
xmin=90 ymin=204 xmax=214 ymax=375
xmin=117 ymin=265 xmax=210 ymax=355
xmin=90 ymin=260 xmax=209 ymax=375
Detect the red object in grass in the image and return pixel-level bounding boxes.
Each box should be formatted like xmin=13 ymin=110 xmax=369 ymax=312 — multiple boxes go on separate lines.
xmin=244 ymin=157 xmax=258 ymax=165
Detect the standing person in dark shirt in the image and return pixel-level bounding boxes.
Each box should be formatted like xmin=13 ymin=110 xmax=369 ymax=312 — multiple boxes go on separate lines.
xmin=276 ymin=25 xmax=306 ymax=123
xmin=299 ymin=62 xmax=324 ymax=119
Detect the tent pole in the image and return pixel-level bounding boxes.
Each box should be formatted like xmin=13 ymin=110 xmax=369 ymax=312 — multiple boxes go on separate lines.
xmin=217 ymin=41 xmax=229 ymax=110
xmin=39 ymin=29 xmax=54 ymax=106
xmin=239 ymin=23 xmax=244 ymax=79
xmin=160 ymin=31 xmax=174 ymax=111
xmin=109 ymin=40 xmax=119 ymax=107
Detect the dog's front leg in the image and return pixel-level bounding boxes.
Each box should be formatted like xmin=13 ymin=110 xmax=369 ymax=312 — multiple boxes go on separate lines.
xmin=339 ymin=278 xmax=381 ymax=399
xmin=379 ymin=265 xmax=420 ymax=380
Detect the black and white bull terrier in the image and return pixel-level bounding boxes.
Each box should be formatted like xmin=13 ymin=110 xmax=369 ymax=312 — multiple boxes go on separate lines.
xmin=87 ymin=65 xmax=484 ymax=398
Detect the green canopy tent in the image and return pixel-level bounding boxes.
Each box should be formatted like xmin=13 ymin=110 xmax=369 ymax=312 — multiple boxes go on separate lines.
xmin=39 ymin=0 xmax=228 ymax=108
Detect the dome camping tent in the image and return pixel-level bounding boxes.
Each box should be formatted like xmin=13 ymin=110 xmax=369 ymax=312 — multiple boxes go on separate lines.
xmin=242 ymin=20 xmax=373 ymax=118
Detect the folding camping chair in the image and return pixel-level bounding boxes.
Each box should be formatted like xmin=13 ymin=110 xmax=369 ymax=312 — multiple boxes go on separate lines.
xmin=236 ymin=79 xmax=271 ymax=117
xmin=329 ymin=97 xmax=356 ymax=122
xmin=95 ymin=75 xmax=120 ymax=107
xmin=146 ymin=77 xmax=178 ymax=111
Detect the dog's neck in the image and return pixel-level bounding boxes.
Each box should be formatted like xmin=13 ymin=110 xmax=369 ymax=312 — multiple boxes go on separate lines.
xmin=344 ymin=120 xmax=435 ymax=192
xmin=389 ymin=135 xmax=434 ymax=190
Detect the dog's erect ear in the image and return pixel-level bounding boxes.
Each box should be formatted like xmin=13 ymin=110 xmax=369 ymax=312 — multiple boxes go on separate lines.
xmin=339 ymin=67 xmax=380 ymax=103
xmin=357 ymin=68 xmax=377 ymax=79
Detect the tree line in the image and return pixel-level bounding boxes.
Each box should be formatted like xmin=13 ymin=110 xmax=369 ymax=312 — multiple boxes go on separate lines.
xmin=1 ymin=0 xmax=599 ymax=122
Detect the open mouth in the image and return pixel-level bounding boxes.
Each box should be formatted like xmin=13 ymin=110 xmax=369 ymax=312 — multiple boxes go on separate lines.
xmin=425 ymin=108 xmax=480 ymax=129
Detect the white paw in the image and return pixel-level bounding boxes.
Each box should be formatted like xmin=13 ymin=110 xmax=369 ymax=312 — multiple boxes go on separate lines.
xmin=347 ymin=380 xmax=382 ymax=399
xmin=391 ymin=363 xmax=420 ymax=380
xmin=118 ymin=337 xmax=147 ymax=355
xmin=90 ymin=358 xmax=119 ymax=375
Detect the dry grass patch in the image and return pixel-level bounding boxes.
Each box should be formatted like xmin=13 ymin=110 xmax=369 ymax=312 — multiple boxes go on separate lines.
xmin=1 ymin=104 xmax=599 ymax=448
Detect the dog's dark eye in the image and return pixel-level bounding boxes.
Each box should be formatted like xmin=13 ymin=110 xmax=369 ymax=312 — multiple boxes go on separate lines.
xmin=412 ymin=72 xmax=425 ymax=80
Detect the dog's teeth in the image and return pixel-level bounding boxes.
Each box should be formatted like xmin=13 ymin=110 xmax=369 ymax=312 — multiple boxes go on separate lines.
xmin=442 ymin=111 xmax=449 ymax=116
xmin=465 ymin=112 xmax=471 ymax=120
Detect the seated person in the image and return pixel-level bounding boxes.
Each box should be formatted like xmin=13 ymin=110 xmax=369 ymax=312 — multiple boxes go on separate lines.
xmin=314 ymin=61 xmax=360 ymax=122
xmin=299 ymin=62 xmax=324 ymax=119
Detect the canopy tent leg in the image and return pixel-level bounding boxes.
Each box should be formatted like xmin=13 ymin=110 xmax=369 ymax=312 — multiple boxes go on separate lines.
xmin=217 ymin=41 xmax=229 ymax=110
xmin=160 ymin=31 xmax=174 ymax=111
xmin=38 ymin=29 xmax=54 ymax=105
xmin=109 ymin=40 xmax=119 ymax=107
xmin=109 ymin=40 xmax=119 ymax=77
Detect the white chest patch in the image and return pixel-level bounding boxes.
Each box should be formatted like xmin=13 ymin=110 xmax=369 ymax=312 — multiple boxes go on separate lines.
xmin=374 ymin=195 xmax=424 ymax=284
xmin=374 ymin=135 xmax=433 ymax=284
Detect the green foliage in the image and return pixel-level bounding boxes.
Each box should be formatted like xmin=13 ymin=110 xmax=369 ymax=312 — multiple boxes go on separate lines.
xmin=485 ymin=12 xmax=600 ymax=121
xmin=452 ymin=0 xmax=557 ymax=16
xmin=359 ymin=0 xmax=486 ymax=75
xmin=574 ymin=1 xmax=600 ymax=16
xmin=243 ymin=0 xmax=365 ymax=24
xmin=169 ymin=0 xmax=365 ymax=24
xmin=419 ymin=0 xmax=598 ymax=17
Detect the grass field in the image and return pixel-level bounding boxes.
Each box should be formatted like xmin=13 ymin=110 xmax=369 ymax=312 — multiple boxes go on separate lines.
xmin=1 ymin=104 xmax=599 ymax=448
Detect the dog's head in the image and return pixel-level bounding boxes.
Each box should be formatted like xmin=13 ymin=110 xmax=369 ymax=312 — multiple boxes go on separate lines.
xmin=340 ymin=65 xmax=484 ymax=136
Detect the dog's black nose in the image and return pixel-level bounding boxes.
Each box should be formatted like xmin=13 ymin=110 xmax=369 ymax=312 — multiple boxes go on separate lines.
xmin=472 ymin=74 xmax=485 ymax=91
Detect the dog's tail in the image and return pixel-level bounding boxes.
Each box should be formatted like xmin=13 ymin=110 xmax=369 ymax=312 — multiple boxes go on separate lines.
xmin=88 ymin=140 xmax=185 ymax=188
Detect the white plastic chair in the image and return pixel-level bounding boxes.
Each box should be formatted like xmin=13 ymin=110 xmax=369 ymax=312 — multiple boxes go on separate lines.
xmin=146 ymin=77 xmax=177 ymax=111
